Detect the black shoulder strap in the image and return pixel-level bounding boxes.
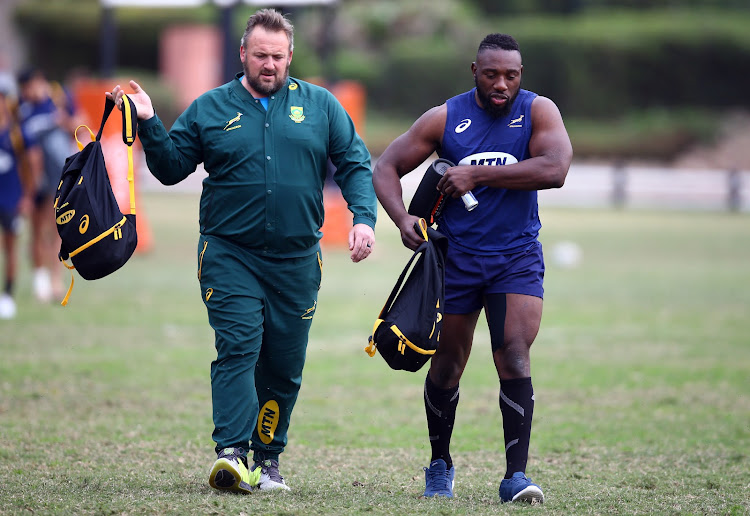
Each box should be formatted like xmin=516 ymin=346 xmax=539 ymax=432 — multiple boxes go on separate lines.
xmin=377 ymin=219 xmax=432 ymax=319
xmin=95 ymin=95 xmax=137 ymax=145
xmin=95 ymin=97 xmax=116 ymax=141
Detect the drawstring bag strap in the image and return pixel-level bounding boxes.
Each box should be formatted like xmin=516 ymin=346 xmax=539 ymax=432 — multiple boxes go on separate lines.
xmin=120 ymin=94 xmax=138 ymax=215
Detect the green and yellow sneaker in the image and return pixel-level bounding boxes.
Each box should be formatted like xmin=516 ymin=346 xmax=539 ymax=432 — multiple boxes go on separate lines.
xmin=209 ymin=448 xmax=260 ymax=494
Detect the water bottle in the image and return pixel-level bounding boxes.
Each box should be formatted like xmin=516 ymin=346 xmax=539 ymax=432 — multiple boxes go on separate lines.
xmin=431 ymin=158 xmax=478 ymax=211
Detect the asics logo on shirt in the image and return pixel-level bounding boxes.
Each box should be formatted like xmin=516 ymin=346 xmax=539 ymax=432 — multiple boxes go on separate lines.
xmin=454 ymin=119 xmax=472 ymax=133
xmin=459 ymin=152 xmax=519 ymax=167
xmin=223 ymin=112 xmax=243 ymax=131
xmin=508 ymin=114 xmax=524 ymax=128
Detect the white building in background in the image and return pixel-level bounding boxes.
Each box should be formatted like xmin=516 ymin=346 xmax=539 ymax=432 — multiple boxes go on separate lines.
xmin=0 ymin=0 xmax=26 ymax=96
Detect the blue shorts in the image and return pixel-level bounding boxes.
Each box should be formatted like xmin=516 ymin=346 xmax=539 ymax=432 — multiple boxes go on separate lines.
xmin=0 ymin=207 xmax=21 ymax=234
xmin=444 ymin=241 xmax=545 ymax=314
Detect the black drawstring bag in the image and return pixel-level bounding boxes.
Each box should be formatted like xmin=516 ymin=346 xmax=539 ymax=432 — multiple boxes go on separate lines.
xmin=365 ymin=219 xmax=449 ymax=372
xmin=54 ymin=95 xmax=138 ymax=305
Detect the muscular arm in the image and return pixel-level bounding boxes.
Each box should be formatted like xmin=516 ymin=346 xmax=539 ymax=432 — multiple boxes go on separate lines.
xmin=372 ymin=105 xmax=446 ymax=249
xmin=437 ymin=96 xmax=573 ymax=198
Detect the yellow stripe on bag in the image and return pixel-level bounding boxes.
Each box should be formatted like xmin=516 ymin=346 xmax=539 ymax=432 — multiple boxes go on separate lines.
xmin=59 ymin=216 xmax=128 ymax=306
xmin=390 ymin=325 xmax=436 ymax=356
xmin=68 ymin=216 xmax=127 ymax=259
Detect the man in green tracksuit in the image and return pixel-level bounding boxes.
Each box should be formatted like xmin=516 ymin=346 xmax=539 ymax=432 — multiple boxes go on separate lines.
xmin=109 ymin=8 xmax=377 ymax=493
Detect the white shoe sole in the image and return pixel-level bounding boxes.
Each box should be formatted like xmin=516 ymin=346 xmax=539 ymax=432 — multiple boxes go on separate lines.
xmin=257 ymin=472 xmax=290 ymax=491
xmin=512 ymin=485 xmax=544 ymax=504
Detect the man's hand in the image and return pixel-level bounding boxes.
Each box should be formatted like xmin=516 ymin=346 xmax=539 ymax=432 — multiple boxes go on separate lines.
xmin=396 ymin=214 xmax=425 ymax=251
xmin=106 ymin=80 xmax=155 ymax=120
xmin=437 ymin=165 xmax=477 ymax=198
xmin=349 ymin=223 xmax=375 ymax=263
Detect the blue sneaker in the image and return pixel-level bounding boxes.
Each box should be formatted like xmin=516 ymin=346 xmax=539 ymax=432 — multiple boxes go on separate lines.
xmin=422 ymin=459 xmax=455 ymax=498
xmin=499 ymin=471 xmax=544 ymax=503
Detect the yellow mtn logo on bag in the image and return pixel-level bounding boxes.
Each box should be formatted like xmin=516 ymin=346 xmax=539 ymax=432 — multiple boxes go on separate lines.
xmin=56 ymin=209 xmax=75 ymax=225
xmin=289 ymin=106 xmax=305 ymax=123
xmin=258 ymin=399 xmax=280 ymax=444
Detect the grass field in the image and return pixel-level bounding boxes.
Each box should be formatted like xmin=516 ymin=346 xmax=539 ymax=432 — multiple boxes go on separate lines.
xmin=1 ymin=192 xmax=749 ymax=515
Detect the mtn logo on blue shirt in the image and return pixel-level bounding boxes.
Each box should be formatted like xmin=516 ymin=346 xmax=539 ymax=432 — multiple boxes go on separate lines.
xmin=458 ymin=152 xmax=518 ymax=167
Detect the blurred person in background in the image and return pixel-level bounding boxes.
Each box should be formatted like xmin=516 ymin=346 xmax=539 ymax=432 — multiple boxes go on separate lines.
xmin=109 ymin=8 xmax=376 ymax=493
xmin=0 ymin=80 xmax=42 ymax=319
xmin=0 ymin=56 xmax=17 ymax=100
xmin=17 ymin=67 xmax=80 ymax=303
xmin=373 ymin=33 xmax=572 ymax=503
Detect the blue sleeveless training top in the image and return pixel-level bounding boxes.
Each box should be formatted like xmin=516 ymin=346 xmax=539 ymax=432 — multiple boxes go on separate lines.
xmin=438 ymin=88 xmax=539 ymax=254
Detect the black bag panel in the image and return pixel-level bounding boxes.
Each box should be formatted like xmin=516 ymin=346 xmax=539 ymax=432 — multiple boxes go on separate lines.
xmin=78 ymin=142 xmax=122 ymax=229
xmin=56 ymin=141 xmax=124 ymax=257
xmin=373 ymin=323 xmax=434 ymax=372
xmin=369 ymin=226 xmax=448 ymax=372
xmin=55 ymin=144 xmax=93 ymax=213
xmin=68 ymin=214 xmax=137 ymax=280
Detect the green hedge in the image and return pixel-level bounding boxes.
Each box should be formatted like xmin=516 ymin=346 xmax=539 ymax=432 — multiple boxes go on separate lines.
xmin=337 ymin=9 xmax=750 ymax=119
xmin=14 ymin=2 xmax=750 ymax=125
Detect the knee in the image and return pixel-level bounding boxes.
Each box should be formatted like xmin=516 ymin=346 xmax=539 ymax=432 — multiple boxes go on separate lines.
xmin=495 ymin=339 xmax=531 ymax=378
xmin=429 ymin=357 xmax=465 ymax=388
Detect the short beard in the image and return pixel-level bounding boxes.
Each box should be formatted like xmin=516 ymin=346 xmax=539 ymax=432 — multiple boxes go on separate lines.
xmin=244 ymin=62 xmax=289 ymax=96
xmin=475 ymin=77 xmax=517 ymax=119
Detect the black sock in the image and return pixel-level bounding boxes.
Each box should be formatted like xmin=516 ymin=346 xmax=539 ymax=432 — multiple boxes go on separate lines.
xmin=499 ymin=377 xmax=534 ymax=479
xmin=424 ymin=373 xmax=459 ymax=470
xmin=4 ymin=278 xmax=12 ymax=295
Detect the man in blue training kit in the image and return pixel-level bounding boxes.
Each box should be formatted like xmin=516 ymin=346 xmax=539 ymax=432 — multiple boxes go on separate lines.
xmin=373 ymin=33 xmax=572 ymax=503
xmin=17 ymin=68 xmax=79 ymax=302
xmin=109 ymin=8 xmax=377 ymax=493
xmin=0 ymin=85 xmax=42 ymax=319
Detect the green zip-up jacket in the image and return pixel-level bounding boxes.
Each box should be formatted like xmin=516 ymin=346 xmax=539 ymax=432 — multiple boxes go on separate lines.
xmin=137 ymin=74 xmax=377 ymax=258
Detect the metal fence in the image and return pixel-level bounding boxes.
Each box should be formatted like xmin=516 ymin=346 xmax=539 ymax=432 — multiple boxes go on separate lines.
xmin=538 ymin=163 xmax=750 ymax=212
xmin=138 ymin=157 xmax=750 ymax=213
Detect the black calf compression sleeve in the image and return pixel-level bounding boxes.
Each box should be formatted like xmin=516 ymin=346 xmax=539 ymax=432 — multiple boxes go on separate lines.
xmin=499 ymin=377 xmax=535 ymax=478
xmin=424 ymin=373 xmax=459 ymax=469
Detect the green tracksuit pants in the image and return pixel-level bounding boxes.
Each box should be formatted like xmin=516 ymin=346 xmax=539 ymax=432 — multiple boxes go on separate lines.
xmin=197 ymin=234 xmax=322 ymax=463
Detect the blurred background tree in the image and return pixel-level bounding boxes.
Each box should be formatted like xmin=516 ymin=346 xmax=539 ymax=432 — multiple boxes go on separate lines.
xmin=8 ymin=0 xmax=750 ymax=161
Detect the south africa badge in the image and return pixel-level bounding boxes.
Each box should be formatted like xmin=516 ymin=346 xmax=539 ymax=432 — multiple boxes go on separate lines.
xmin=289 ymin=106 xmax=305 ymax=123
